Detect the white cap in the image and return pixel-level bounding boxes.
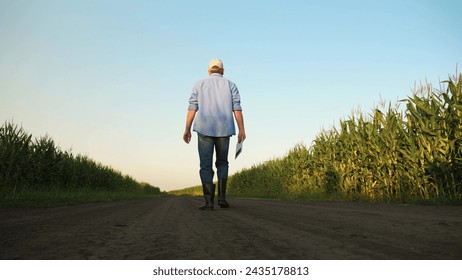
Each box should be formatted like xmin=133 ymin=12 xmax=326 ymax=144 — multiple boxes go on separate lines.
xmin=208 ymin=58 xmax=223 ymax=69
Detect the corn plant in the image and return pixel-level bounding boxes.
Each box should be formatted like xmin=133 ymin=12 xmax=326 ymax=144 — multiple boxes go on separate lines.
xmin=0 ymin=121 xmax=160 ymax=196
xmin=0 ymin=122 xmax=32 ymax=192
xmin=229 ymin=71 xmax=462 ymax=202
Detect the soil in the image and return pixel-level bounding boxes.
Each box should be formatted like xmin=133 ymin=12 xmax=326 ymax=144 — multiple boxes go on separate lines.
xmin=1 ymin=196 xmax=461 ymax=259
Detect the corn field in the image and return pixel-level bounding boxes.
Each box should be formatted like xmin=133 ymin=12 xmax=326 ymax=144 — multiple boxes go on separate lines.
xmin=0 ymin=122 xmax=160 ymax=195
xmin=230 ymin=72 xmax=462 ymax=202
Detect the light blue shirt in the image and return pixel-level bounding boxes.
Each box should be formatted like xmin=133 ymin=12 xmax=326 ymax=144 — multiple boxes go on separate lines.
xmin=188 ymin=73 xmax=242 ymax=137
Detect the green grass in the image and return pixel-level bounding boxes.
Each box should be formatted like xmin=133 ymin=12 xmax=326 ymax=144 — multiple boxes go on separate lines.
xmin=169 ymin=185 xmax=202 ymax=196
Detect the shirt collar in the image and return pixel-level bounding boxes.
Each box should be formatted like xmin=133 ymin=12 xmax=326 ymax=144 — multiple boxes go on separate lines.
xmin=210 ymin=73 xmax=223 ymax=77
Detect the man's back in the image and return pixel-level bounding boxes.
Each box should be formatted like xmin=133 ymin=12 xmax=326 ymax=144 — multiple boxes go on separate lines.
xmin=188 ymin=73 xmax=241 ymax=137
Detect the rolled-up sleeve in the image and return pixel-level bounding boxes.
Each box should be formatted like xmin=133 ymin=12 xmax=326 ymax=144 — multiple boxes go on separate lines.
xmin=188 ymin=86 xmax=199 ymax=111
xmin=230 ymin=81 xmax=242 ymax=111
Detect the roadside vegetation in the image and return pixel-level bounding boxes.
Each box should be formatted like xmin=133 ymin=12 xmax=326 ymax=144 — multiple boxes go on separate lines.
xmin=169 ymin=185 xmax=203 ymax=196
xmin=173 ymin=71 xmax=462 ymax=204
xmin=0 ymin=122 xmax=161 ymax=208
xmin=230 ymin=71 xmax=462 ymax=204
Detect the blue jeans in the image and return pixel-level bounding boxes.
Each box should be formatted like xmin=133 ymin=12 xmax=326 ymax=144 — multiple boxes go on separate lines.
xmin=197 ymin=133 xmax=230 ymax=185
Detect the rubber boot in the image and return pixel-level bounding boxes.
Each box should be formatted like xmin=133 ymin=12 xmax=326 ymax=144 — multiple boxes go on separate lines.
xmin=199 ymin=183 xmax=215 ymax=210
xmin=217 ymin=178 xmax=230 ymax=208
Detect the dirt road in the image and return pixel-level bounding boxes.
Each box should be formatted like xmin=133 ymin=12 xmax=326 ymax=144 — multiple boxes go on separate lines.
xmin=1 ymin=196 xmax=461 ymax=259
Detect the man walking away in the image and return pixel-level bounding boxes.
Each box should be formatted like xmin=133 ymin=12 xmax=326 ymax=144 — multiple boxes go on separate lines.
xmin=183 ymin=58 xmax=246 ymax=210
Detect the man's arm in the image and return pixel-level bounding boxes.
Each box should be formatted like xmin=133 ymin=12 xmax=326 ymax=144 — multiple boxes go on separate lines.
xmin=183 ymin=109 xmax=196 ymax=144
xmin=234 ymin=110 xmax=246 ymax=143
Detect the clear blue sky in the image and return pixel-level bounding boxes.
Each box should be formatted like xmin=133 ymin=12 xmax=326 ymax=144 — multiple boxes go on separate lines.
xmin=1 ymin=0 xmax=461 ymax=191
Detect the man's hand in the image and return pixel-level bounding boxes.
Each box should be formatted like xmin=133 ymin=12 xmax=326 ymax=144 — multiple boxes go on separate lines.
xmin=183 ymin=110 xmax=196 ymax=144
xmin=238 ymin=130 xmax=246 ymax=143
xmin=183 ymin=130 xmax=192 ymax=144
xmin=234 ymin=110 xmax=246 ymax=143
